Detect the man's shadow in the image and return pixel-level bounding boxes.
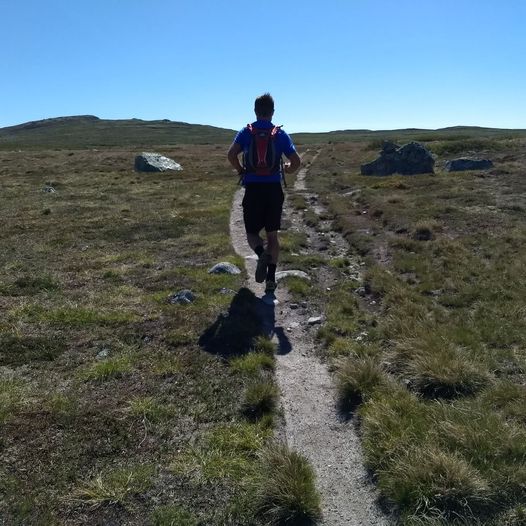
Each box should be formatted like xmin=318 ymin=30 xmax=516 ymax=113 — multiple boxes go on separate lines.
xmin=199 ymin=287 xmax=291 ymax=358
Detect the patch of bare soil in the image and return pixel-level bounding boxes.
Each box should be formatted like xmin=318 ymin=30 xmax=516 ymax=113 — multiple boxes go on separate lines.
xmin=230 ymin=161 xmax=392 ymax=525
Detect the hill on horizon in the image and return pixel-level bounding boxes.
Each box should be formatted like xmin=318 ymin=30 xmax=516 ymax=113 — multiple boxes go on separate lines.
xmin=1 ymin=115 xmax=526 ymax=149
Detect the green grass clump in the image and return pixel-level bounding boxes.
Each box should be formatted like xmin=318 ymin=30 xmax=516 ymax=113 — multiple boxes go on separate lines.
xmin=329 ymin=256 xmax=351 ymax=269
xmin=172 ymin=422 xmax=271 ymax=484
xmin=242 ymin=381 xmax=279 ymax=420
xmin=0 ymin=334 xmax=65 ymax=365
xmin=397 ymin=336 xmax=490 ymax=399
xmin=231 ymin=352 xmax=275 ymax=376
xmin=381 ymin=447 xmax=491 ymax=522
xmin=337 ymin=356 xmax=386 ymax=406
xmin=152 ymin=505 xmax=198 ymax=526
xmin=70 ymin=465 xmax=154 ymax=507
xmin=253 ymin=445 xmax=321 ymax=525
xmin=127 ymin=397 xmax=176 ymax=423
xmin=10 ymin=274 xmax=59 ymax=295
xmin=44 ymin=392 xmax=78 ymax=422
xmin=479 ymin=381 xmax=526 ymax=423
xmin=150 ymin=354 xmax=182 ymax=377
xmin=16 ymin=304 xmax=137 ymax=325
xmin=82 ymin=356 xmax=133 ymax=381
xmin=281 ymin=276 xmax=312 ymax=299
xmin=0 ymin=379 xmax=26 ymax=423
xmin=252 ymin=335 xmax=278 ymax=355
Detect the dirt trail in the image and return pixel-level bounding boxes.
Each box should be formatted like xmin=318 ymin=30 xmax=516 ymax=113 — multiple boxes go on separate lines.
xmin=229 ymin=157 xmax=392 ymax=526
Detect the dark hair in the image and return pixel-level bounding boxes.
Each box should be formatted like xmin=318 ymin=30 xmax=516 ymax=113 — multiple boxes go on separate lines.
xmin=254 ymin=93 xmax=274 ymax=118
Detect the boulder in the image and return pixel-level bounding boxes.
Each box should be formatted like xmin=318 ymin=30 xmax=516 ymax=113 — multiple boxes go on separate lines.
xmin=208 ymin=262 xmax=242 ymax=275
xmin=168 ymin=289 xmax=196 ymax=304
xmin=134 ymin=152 xmax=182 ymax=172
xmin=361 ymin=141 xmax=435 ymax=176
xmin=445 ymin=158 xmax=494 ymax=172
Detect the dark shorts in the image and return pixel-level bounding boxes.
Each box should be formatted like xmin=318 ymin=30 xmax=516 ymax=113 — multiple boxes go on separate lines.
xmin=242 ymin=183 xmax=284 ymax=234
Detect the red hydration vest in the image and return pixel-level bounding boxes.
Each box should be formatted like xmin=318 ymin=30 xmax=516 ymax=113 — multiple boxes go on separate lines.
xmin=243 ymin=124 xmax=282 ymax=176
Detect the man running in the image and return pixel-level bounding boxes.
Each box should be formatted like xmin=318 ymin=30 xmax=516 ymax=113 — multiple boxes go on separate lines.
xmin=228 ymin=93 xmax=301 ymax=295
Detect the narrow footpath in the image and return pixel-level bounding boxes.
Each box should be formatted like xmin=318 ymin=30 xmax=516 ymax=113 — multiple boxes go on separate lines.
xmin=229 ymin=154 xmax=392 ymax=526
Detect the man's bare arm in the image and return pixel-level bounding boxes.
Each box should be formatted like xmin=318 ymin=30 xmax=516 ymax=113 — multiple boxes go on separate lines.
xmin=227 ymin=143 xmax=243 ymax=174
xmin=284 ymin=151 xmax=301 ymax=174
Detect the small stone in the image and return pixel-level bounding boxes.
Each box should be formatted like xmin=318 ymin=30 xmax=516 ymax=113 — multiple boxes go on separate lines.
xmin=307 ymin=316 xmax=323 ymax=325
xmin=168 ymin=289 xmax=196 ymax=304
xmin=356 ymin=286 xmax=367 ymax=297
xmin=219 ymin=288 xmax=235 ymax=295
xmin=289 ymin=303 xmax=299 ymax=309
xmin=301 ymin=302 xmax=308 ymax=308
xmin=43 ymin=185 xmax=56 ymax=193
xmin=208 ymin=262 xmax=241 ymax=275
xmin=97 ymin=349 xmax=109 ymax=359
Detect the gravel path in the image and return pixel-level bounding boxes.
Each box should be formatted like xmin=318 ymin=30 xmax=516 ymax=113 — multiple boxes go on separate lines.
xmin=229 ymin=158 xmax=392 ymax=526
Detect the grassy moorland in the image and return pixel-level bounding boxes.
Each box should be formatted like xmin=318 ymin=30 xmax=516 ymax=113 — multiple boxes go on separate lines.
xmin=307 ymin=135 xmax=526 ymax=524
xmin=0 ymin=144 xmax=319 ymax=524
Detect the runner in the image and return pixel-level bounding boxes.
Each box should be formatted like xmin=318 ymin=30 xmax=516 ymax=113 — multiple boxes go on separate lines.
xmin=227 ymin=93 xmax=301 ymax=295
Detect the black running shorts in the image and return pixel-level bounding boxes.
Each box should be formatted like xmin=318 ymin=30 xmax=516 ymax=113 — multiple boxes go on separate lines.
xmin=242 ymin=183 xmax=284 ymax=234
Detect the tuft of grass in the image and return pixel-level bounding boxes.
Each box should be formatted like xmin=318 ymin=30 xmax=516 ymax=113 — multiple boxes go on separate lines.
xmin=11 ymin=274 xmax=59 ymax=295
xmin=479 ymin=381 xmax=526 ymax=423
xmin=413 ymin=220 xmax=439 ymax=241
xmin=171 ymin=422 xmax=271 ymax=484
xmin=493 ymin=505 xmax=526 ymax=526
xmin=253 ymin=445 xmax=321 ymax=525
xmin=0 ymin=378 xmax=26 ymax=423
xmin=152 ymin=505 xmax=199 ymax=526
xmin=282 ymin=276 xmax=312 ymax=299
xmin=82 ymin=356 xmax=133 ymax=381
xmin=127 ymin=396 xmax=176 ymax=423
xmin=231 ymin=352 xmax=275 ymax=376
xmin=16 ymin=303 xmax=137 ymax=325
xmin=151 ymin=354 xmax=182 ymax=377
xmin=337 ymin=356 xmax=387 ymax=407
xmin=0 ymin=334 xmax=65 ymax=366
xmin=70 ymin=465 xmax=154 ymax=507
xmin=252 ymin=335 xmax=277 ymax=355
xmin=380 ymin=447 xmax=491 ymax=521
xmin=402 ymin=340 xmax=490 ymax=399
xmin=44 ymin=392 xmax=78 ymax=422
xmin=329 ymin=256 xmax=351 ymax=269
xmin=242 ymin=381 xmax=279 ymax=420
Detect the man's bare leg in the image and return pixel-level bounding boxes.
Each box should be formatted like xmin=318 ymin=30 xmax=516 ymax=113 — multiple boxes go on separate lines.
xmin=265 ymin=231 xmax=280 ymax=265
xmin=247 ymin=232 xmax=265 ymax=253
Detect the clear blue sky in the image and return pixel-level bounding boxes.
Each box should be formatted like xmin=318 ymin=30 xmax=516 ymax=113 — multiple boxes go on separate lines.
xmin=2 ymin=0 xmax=525 ymax=132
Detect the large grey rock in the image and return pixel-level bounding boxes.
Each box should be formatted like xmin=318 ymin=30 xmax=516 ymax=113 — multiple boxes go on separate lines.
xmin=134 ymin=152 xmax=182 ymax=172
xmin=208 ymin=262 xmax=242 ymax=275
xmin=361 ymin=141 xmax=435 ymax=176
xmin=445 ymin=158 xmax=494 ymax=172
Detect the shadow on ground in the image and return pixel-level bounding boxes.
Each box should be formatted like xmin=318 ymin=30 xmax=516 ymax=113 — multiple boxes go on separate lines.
xmin=199 ymin=287 xmax=291 ymax=358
